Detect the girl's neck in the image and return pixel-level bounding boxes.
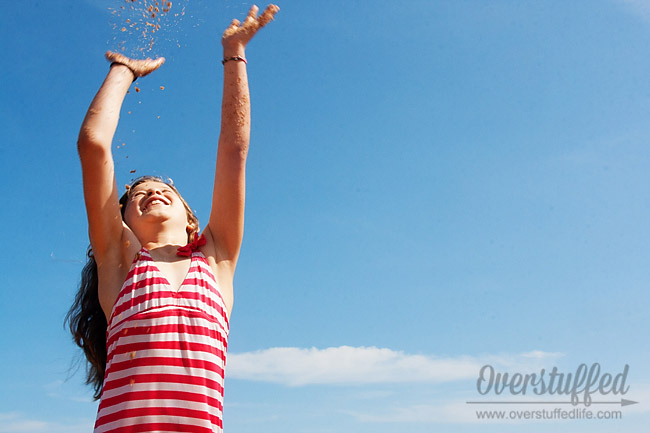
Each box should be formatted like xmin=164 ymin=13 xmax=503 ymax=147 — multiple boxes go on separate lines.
xmin=138 ymin=228 xmax=188 ymax=257
xmin=145 ymin=243 xmax=187 ymax=261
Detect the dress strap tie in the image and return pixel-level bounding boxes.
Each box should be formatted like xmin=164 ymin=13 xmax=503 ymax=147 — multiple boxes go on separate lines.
xmin=176 ymin=233 xmax=206 ymax=257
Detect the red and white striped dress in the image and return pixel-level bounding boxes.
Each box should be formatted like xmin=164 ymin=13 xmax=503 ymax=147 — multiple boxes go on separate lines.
xmin=94 ymin=248 xmax=229 ymax=433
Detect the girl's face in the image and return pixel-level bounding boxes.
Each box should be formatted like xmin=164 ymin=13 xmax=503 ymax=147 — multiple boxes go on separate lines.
xmin=123 ymin=181 xmax=191 ymax=235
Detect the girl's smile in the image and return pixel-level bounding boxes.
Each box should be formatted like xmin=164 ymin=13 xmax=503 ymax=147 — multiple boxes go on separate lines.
xmin=141 ymin=196 xmax=170 ymax=212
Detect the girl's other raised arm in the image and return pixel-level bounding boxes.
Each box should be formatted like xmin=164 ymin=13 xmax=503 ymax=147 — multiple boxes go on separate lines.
xmin=78 ymin=54 xmax=164 ymax=261
xmin=206 ymin=4 xmax=279 ymax=270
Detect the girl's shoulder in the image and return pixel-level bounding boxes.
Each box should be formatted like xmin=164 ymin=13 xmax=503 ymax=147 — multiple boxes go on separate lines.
xmin=96 ymin=223 xmax=142 ymax=320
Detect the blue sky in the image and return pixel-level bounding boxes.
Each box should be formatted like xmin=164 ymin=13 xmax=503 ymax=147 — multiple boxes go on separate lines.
xmin=1 ymin=0 xmax=650 ymax=432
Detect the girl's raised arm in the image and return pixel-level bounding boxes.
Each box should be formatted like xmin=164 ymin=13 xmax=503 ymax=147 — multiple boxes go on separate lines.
xmin=78 ymin=54 xmax=164 ymax=263
xmin=205 ymin=5 xmax=279 ymax=268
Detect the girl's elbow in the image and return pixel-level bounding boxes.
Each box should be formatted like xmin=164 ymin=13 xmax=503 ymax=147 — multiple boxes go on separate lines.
xmin=77 ymin=129 xmax=111 ymax=156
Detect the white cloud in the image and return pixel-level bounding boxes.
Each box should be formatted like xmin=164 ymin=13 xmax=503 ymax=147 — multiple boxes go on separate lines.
xmin=346 ymin=387 xmax=650 ymax=425
xmin=228 ymin=347 xmax=650 ymax=427
xmin=0 ymin=413 xmax=94 ymax=433
xmin=346 ymin=400 xmax=540 ymax=425
xmin=520 ymin=350 xmax=563 ymax=359
xmin=345 ymin=401 xmax=484 ymax=424
xmin=621 ymin=382 xmax=650 ymax=415
xmin=227 ymin=346 xmax=563 ymax=386
xmin=0 ymin=413 xmax=47 ymax=433
xmin=617 ymin=0 xmax=650 ymax=22
xmin=342 ymin=379 xmax=650 ymax=425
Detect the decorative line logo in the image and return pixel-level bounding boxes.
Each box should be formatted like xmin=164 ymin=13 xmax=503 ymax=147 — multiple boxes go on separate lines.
xmin=467 ymin=398 xmax=637 ymax=407
xmin=466 ymin=363 xmax=639 ymax=407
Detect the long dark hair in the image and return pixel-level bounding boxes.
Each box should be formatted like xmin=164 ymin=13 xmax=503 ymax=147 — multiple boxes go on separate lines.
xmin=65 ymin=176 xmax=199 ymax=400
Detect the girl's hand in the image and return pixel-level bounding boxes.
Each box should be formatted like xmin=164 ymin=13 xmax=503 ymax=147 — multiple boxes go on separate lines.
xmin=105 ymin=51 xmax=165 ymax=78
xmin=222 ymin=4 xmax=279 ymax=52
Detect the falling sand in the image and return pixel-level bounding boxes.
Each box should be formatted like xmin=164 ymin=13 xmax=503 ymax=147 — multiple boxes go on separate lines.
xmin=108 ymin=0 xmax=186 ymax=58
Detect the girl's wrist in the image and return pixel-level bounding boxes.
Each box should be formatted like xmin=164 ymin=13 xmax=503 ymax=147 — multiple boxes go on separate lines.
xmin=222 ymin=46 xmax=247 ymax=66
xmin=222 ymin=56 xmax=247 ymax=66
xmin=222 ymin=42 xmax=246 ymax=58
xmin=110 ymin=62 xmax=136 ymax=82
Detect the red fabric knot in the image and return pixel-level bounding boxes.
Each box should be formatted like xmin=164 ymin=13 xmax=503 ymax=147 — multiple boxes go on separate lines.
xmin=176 ymin=233 xmax=206 ymax=257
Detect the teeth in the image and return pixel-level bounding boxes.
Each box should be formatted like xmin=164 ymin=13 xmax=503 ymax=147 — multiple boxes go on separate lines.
xmin=144 ymin=199 xmax=166 ymax=211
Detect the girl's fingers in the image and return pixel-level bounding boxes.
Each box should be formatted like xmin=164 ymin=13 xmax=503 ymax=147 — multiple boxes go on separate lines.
xmin=223 ymin=19 xmax=241 ymax=38
xmin=243 ymin=5 xmax=259 ymax=33
xmin=106 ymin=50 xmax=124 ymax=63
xmin=258 ymin=4 xmax=279 ymax=28
xmin=223 ymin=4 xmax=278 ymax=41
xmin=246 ymin=5 xmax=259 ymax=22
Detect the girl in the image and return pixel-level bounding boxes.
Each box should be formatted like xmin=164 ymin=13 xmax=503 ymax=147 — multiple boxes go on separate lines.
xmin=66 ymin=5 xmax=279 ymax=432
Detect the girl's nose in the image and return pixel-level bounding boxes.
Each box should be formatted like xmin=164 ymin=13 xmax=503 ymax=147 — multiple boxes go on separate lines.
xmin=147 ymin=188 xmax=164 ymax=196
